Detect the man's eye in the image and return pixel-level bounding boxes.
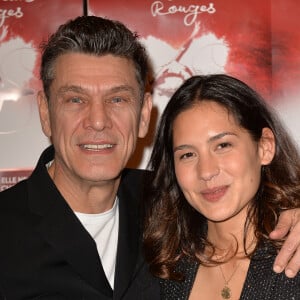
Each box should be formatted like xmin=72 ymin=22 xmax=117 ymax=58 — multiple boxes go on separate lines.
xmin=110 ymin=97 xmax=124 ymax=104
xmin=70 ymin=97 xmax=82 ymax=104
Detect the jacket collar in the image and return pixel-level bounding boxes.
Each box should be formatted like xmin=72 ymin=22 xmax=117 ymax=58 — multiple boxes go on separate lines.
xmin=28 ymin=146 xmax=112 ymax=296
xmin=114 ymin=168 xmax=144 ymax=299
xmin=27 ymin=146 xmax=144 ymax=297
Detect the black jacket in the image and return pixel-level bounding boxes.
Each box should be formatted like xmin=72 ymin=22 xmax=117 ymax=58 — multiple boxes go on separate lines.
xmin=160 ymin=242 xmax=300 ymax=299
xmin=0 ymin=146 xmax=160 ymax=299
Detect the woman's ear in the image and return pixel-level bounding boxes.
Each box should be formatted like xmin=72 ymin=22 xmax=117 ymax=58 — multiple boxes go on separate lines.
xmin=259 ymin=127 xmax=276 ymax=165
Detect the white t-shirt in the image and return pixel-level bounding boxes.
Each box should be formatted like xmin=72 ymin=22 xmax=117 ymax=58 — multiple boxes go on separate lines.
xmin=75 ymin=198 xmax=119 ymax=289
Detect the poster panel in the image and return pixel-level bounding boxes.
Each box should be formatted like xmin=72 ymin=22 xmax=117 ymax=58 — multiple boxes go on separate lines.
xmin=0 ymin=0 xmax=83 ymax=189
xmin=88 ymin=0 xmax=272 ymax=168
xmin=271 ymin=0 xmax=300 ymax=146
xmin=0 ymin=168 xmax=31 ymax=191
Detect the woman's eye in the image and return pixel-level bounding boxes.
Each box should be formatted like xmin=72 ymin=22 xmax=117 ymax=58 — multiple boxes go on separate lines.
xmin=180 ymin=152 xmax=194 ymax=160
xmin=217 ymin=142 xmax=232 ymax=150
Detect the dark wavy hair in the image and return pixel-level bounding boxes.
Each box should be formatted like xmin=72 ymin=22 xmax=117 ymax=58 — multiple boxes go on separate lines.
xmin=143 ymin=74 xmax=300 ymax=280
xmin=39 ymin=15 xmax=151 ymax=100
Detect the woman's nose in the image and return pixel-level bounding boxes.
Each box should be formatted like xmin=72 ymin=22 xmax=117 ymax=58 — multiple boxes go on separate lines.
xmin=197 ymin=155 xmax=220 ymax=181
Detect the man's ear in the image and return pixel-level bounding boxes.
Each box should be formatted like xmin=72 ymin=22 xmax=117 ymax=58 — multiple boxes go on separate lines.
xmin=259 ymin=127 xmax=276 ymax=165
xmin=138 ymin=92 xmax=152 ymax=138
xmin=37 ymin=91 xmax=52 ymax=138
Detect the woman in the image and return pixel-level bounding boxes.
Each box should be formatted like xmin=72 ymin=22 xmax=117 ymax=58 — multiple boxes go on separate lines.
xmin=143 ymin=74 xmax=300 ymax=299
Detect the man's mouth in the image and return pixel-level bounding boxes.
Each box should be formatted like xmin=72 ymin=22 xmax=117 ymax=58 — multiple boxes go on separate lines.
xmin=80 ymin=144 xmax=114 ymax=150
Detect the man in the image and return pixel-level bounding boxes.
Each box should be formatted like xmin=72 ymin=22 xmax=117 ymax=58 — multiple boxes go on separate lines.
xmin=0 ymin=16 xmax=156 ymax=299
xmin=0 ymin=15 xmax=299 ymax=299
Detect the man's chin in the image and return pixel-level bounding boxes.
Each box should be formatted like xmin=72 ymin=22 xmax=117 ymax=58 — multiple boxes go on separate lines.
xmin=83 ymin=169 xmax=123 ymax=183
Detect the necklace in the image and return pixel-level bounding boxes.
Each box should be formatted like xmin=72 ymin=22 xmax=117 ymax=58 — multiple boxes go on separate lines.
xmin=218 ymin=262 xmax=240 ymax=299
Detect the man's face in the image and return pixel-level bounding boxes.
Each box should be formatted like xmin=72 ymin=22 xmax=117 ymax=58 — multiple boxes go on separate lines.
xmin=38 ymin=53 xmax=152 ymax=186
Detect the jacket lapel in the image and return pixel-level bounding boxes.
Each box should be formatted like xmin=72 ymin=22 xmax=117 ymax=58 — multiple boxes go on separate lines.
xmin=113 ymin=169 xmax=144 ymax=299
xmin=27 ymin=146 xmax=113 ymax=297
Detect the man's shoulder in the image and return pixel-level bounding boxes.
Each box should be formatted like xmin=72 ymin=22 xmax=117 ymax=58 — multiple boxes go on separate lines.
xmin=123 ymin=168 xmax=151 ymax=175
xmin=118 ymin=168 xmax=152 ymax=204
xmin=0 ymin=179 xmax=30 ymax=228
xmin=0 ymin=179 xmax=28 ymax=203
xmin=121 ymin=168 xmax=151 ymax=182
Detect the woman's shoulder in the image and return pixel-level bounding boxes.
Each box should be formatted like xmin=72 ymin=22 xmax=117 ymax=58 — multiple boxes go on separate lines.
xmin=241 ymin=242 xmax=300 ymax=299
xmin=160 ymin=256 xmax=198 ymax=300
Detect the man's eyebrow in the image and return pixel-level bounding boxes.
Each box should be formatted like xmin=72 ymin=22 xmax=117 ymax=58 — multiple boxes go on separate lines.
xmin=56 ymin=85 xmax=87 ymax=96
xmin=56 ymin=84 xmax=138 ymax=97
xmin=108 ymin=85 xmax=137 ymax=96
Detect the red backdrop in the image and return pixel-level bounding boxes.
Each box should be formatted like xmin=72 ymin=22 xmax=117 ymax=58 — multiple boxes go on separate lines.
xmin=1 ymin=0 xmax=300 ymax=190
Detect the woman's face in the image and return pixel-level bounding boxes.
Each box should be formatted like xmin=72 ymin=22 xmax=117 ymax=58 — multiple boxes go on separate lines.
xmin=173 ymin=101 xmax=274 ymax=223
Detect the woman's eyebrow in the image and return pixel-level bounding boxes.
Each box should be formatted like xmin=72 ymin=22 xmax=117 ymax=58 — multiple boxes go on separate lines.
xmin=173 ymin=132 xmax=237 ymax=152
xmin=208 ymin=131 xmax=237 ymax=143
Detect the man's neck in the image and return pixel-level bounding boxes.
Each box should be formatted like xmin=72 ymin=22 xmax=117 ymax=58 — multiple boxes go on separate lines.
xmin=47 ymin=163 xmax=121 ymax=214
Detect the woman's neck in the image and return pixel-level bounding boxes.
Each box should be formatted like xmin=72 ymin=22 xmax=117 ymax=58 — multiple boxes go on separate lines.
xmin=206 ymin=212 xmax=256 ymax=258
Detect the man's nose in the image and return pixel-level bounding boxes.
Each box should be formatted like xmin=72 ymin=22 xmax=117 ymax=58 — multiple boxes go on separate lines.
xmin=83 ymin=101 xmax=112 ymax=131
